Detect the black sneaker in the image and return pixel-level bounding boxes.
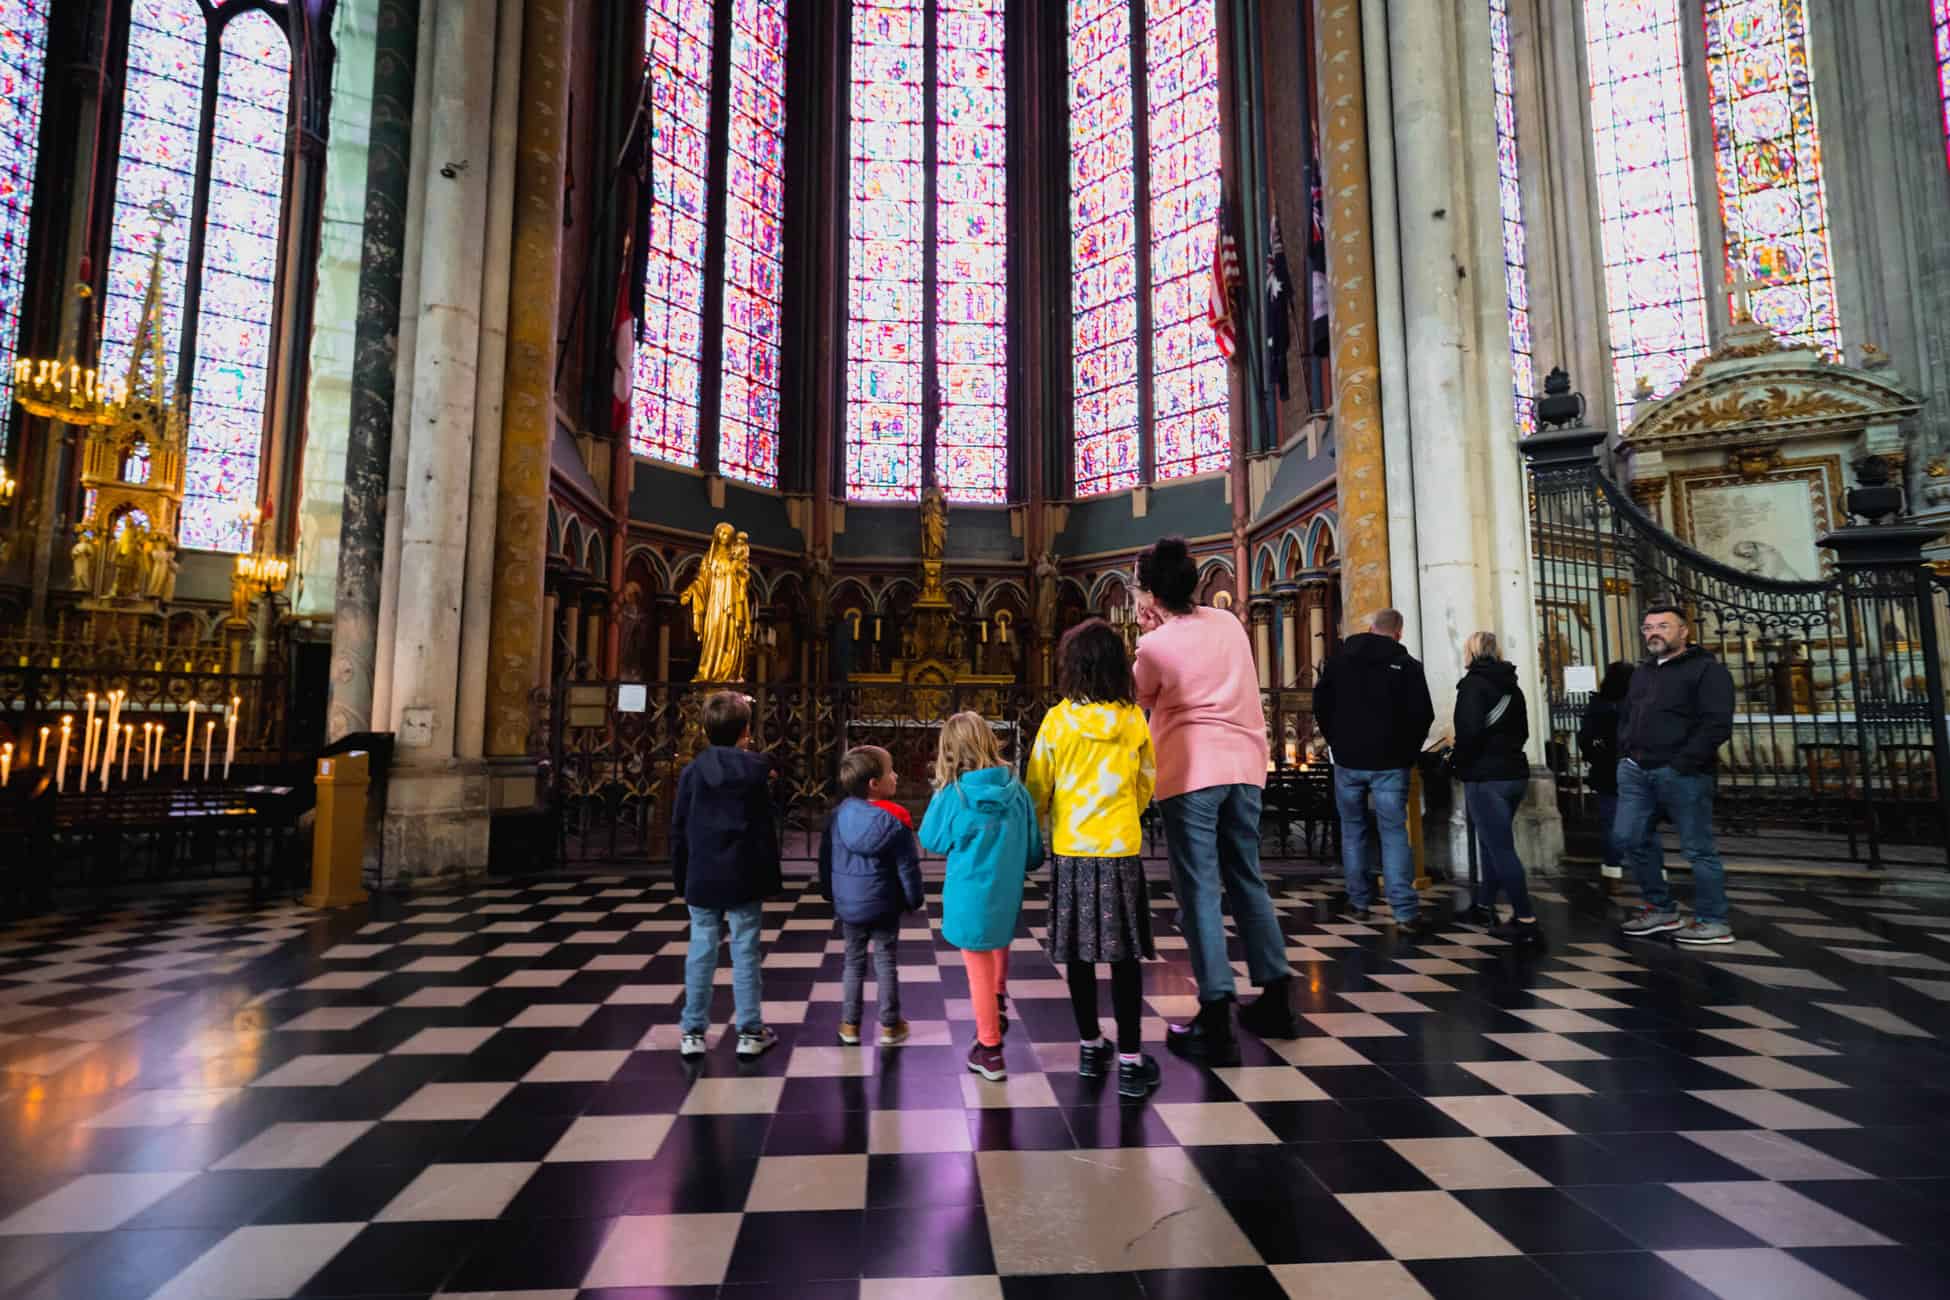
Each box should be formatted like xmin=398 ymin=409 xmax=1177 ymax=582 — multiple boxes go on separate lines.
xmin=1238 ymin=978 xmax=1299 ymax=1039
xmin=1164 ymin=1000 xmax=1241 ymax=1068
xmin=1489 ymin=918 xmax=1542 ymax=944
xmin=1117 ymin=1053 xmax=1162 ymax=1099
xmin=1341 ymin=906 xmax=1374 ymax=923
xmin=1466 ymin=904 xmax=1498 ymax=928
xmin=966 ymin=1040 xmax=1006 ymax=1081
xmin=1400 ymin=913 xmax=1440 ymax=940
xmin=1077 ymin=1039 xmax=1114 ymax=1079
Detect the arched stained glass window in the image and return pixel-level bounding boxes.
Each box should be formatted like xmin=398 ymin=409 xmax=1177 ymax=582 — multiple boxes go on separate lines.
xmin=844 ymin=0 xmax=1010 ymax=504
xmin=1936 ymin=0 xmax=1950 ymax=174
xmin=182 ymin=9 xmax=289 ymax=553
xmin=1066 ymin=0 xmax=1227 ymax=497
xmin=0 ymin=0 xmax=50 ymax=456
xmin=1144 ymin=0 xmax=1226 ymax=483
xmin=1701 ymin=0 xmax=1837 ymax=357
xmin=1489 ymin=0 xmax=1534 ymax=435
xmin=1582 ymin=0 xmax=1710 ymax=428
xmin=1068 ymin=0 xmax=1141 ymax=496
xmin=635 ymin=0 xmax=715 ymax=470
xmin=716 ymin=0 xmax=788 ymax=488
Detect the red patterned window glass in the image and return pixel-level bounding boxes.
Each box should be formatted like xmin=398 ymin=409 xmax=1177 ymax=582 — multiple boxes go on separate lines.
xmin=635 ymin=0 xmax=715 ymax=467
xmin=1067 ymin=0 xmax=1141 ymax=495
xmin=0 ymin=0 xmax=49 ymax=458
xmin=1583 ymin=0 xmax=1711 ymax=428
xmin=1489 ymin=0 xmax=1534 ymax=435
xmin=1701 ymin=0 xmax=1839 ymax=357
xmin=1144 ymin=0 xmax=1228 ymax=481
xmin=717 ymin=0 xmax=787 ymax=488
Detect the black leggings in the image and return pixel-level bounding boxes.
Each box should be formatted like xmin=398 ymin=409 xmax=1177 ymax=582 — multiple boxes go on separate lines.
xmin=1067 ymin=959 xmax=1143 ymax=1053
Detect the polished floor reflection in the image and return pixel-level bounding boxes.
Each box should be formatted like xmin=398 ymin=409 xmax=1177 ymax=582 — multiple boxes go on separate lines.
xmin=0 ymin=866 xmax=1946 ymax=1298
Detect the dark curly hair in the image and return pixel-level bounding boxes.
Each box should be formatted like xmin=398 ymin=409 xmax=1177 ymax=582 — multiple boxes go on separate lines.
xmin=1057 ymin=619 xmax=1134 ymax=706
xmin=1135 ymin=536 xmax=1198 ymax=614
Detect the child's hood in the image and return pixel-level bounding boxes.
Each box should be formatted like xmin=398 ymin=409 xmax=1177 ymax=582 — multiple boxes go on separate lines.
xmin=1060 ymin=700 xmax=1141 ymax=744
xmin=953 ymin=765 xmax=1022 ymax=816
xmin=689 ymin=746 xmax=771 ymax=792
xmin=832 ymin=797 xmax=905 ymax=855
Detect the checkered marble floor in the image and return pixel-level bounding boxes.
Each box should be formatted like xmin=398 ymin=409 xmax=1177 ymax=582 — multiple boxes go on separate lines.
xmin=0 ymin=870 xmax=1946 ymax=1299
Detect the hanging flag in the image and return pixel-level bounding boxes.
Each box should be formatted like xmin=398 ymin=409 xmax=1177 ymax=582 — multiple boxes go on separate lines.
xmin=1307 ymin=127 xmax=1330 ymax=357
xmin=611 ymin=235 xmax=634 ymax=438
xmin=563 ymin=94 xmax=576 ymax=229
xmin=1265 ymin=210 xmax=1296 ymax=403
xmin=1208 ymin=196 xmax=1242 ymax=362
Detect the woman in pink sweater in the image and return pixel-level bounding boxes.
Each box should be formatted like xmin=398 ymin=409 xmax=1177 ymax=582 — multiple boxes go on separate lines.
xmin=1133 ymin=537 xmax=1296 ymax=1066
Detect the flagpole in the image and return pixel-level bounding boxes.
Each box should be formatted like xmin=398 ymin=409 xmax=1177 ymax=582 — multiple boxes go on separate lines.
xmin=552 ymin=58 xmax=654 ymax=396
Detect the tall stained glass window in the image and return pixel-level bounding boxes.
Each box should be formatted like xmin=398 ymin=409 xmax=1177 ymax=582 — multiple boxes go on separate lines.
xmin=933 ymin=0 xmax=1007 ymax=503
xmin=0 ymin=0 xmax=49 ymax=456
xmin=1145 ymin=0 xmax=1227 ymax=482
xmin=1701 ymin=0 xmax=1838 ymax=357
xmin=1936 ymin=0 xmax=1950 ymax=174
xmin=1489 ymin=0 xmax=1534 ymax=435
xmin=1068 ymin=0 xmax=1140 ymax=496
xmin=1583 ymin=0 xmax=1710 ymax=427
xmin=635 ymin=0 xmax=715 ymax=469
xmin=181 ymin=10 xmax=289 ymax=552
xmin=716 ymin=0 xmax=788 ymax=488
xmin=844 ymin=0 xmax=1009 ymax=503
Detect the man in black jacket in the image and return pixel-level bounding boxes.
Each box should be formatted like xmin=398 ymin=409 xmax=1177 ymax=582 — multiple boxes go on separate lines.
xmin=671 ymin=692 xmax=782 ymax=1058
xmin=1314 ymin=609 xmax=1437 ymax=929
xmin=1615 ymin=604 xmax=1736 ymax=945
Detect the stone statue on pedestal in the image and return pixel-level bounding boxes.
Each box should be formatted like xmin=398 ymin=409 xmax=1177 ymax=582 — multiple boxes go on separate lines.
xmin=70 ymin=528 xmax=97 ymax=592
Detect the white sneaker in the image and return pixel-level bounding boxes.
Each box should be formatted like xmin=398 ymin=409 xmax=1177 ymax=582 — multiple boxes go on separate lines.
xmin=736 ymin=1025 xmax=779 ymax=1058
xmin=678 ymin=1031 xmax=706 ymax=1058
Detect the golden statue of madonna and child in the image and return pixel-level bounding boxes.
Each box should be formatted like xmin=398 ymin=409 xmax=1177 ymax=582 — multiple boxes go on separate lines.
xmin=682 ymin=522 xmax=753 ymax=683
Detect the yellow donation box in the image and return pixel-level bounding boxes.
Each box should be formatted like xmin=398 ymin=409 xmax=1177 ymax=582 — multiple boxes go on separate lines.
xmin=307 ymin=750 xmax=371 ymax=909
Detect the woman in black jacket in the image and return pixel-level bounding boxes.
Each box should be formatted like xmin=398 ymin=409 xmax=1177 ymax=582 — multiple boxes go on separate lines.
xmin=1577 ymin=662 xmax=1636 ymax=882
xmin=1452 ymin=631 xmax=1537 ymax=942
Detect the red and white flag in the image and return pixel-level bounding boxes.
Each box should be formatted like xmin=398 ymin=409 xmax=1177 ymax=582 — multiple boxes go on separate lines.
xmin=1208 ymin=196 xmax=1242 ymax=362
xmin=611 ymin=237 xmax=634 ymax=437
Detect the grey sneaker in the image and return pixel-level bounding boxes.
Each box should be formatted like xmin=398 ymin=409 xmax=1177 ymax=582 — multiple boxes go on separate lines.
xmin=678 ymin=1030 xmax=707 ymax=1058
xmin=1675 ymin=920 xmax=1735 ymax=946
xmin=1620 ymin=905 xmax=1683 ymax=936
xmin=735 ymin=1025 xmax=779 ymax=1058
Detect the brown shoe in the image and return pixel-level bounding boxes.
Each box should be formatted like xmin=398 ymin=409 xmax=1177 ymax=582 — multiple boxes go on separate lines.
xmin=838 ymin=1022 xmax=861 ymax=1046
xmin=880 ymin=1019 xmax=911 ymax=1045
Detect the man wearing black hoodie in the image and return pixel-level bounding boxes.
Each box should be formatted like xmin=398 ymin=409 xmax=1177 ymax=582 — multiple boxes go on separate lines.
xmin=672 ymin=692 xmax=783 ymax=1059
xmin=1615 ymin=604 xmax=1736 ymax=946
xmin=1314 ymin=609 xmax=1436 ymax=930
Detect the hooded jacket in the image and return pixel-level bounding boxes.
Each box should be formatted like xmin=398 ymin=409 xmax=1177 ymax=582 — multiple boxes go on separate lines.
xmin=1314 ymin=632 xmax=1436 ymax=772
xmin=1451 ymin=659 xmax=1530 ymax=783
xmin=670 ymin=746 xmax=781 ymax=908
xmin=818 ymin=797 xmax=924 ymax=925
xmin=1025 ymin=699 xmax=1156 ymax=857
xmin=918 ymin=765 xmax=1042 ymax=951
xmin=1619 ymin=645 xmax=1734 ymax=774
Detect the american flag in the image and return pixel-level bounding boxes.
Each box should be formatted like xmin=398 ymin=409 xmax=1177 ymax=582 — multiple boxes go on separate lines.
xmin=1208 ymin=196 xmax=1242 ymax=362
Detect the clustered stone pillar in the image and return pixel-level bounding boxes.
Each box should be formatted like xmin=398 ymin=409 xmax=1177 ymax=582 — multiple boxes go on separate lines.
xmin=1275 ymin=586 xmax=1301 ymax=689
xmin=1315 ymin=0 xmax=1391 ymax=628
xmin=1250 ymin=600 xmax=1274 ymax=690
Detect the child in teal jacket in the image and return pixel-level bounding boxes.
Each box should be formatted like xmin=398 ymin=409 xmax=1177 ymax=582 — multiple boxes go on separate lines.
xmin=919 ymin=712 xmax=1041 ymax=1081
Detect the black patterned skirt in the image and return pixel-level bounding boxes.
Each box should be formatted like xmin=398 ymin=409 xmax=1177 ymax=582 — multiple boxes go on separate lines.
xmin=1045 ymin=854 xmax=1156 ymax=964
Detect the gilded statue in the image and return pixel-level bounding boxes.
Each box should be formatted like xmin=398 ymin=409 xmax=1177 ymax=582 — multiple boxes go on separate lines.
xmin=682 ymin=522 xmax=753 ymax=682
xmin=109 ymin=518 xmax=145 ymax=597
xmin=920 ymin=486 xmax=947 ymax=560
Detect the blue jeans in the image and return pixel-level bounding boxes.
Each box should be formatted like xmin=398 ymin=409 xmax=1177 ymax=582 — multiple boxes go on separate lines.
xmin=1464 ymin=778 xmax=1532 ymax=918
xmin=1159 ymin=784 xmax=1291 ymax=1001
xmin=682 ymin=901 xmax=765 ymax=1033
xmin=1598 ymin=793 xmax=1620 ymax=865
xmin=1334 ymin=766 xmax=1418 ymax=920
xmin=1615 ymin=760 xmax=1726 ymax=925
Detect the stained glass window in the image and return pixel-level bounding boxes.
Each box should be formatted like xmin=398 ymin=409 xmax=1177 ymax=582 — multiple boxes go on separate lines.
xmin=0 ymin=0 xmax=49 ymax=457
xmin=1068 ymin=0 xmax=1141 ymax=496
xmin=716 ymin=0 xmax=786 ymax=488
xmin=1145 ymin=0 xmax=1227 ymax=482
xmin=1701 ymin=0 xmax=1838 ymax=357
xmin=1489 ymin=0 xmax=1534 ymax=435
xmin=1583 ymin=0 xmax=1710 ymax=428
xmin=1937 ymin=0 xmax=1950 ymax=175
xmin=933 ymin=0 xmax=1007 ymax=503
xmin=178 ymin=9 xmax=288 ymax=552
xmin=635 ymin=0 xmax=715 ymax=468
xmin=845 ymin=0 xmax=926 ymax=501
xmin=103 ymin=0 xmax=205 ymax=434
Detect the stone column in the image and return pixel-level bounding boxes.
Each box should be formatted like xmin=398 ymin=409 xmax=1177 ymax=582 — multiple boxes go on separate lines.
xmin=326 ymin=0 xmax=420 ymax=741
xmin=539 ymin=591 xmax=558 ymax=688
xmin=1315 ymin=0 xmax=1390 ymax=624
xmin=1304 ymin=577 xmax=1331 ymax=677
xmin=1250 ymin=600 xmax=1274 ymax=690
xmin=483 ymin=0 xmax=572 ymax=759
xmin=655 ymin=594 xmax=675 ymax=683
xmin=1275 ymin=585 xmax=1301 ymax=690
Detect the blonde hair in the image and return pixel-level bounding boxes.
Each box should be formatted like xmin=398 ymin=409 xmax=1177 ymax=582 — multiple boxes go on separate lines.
xmin=932 ymin=711 xmax=1006 ymax=790
xmin=1463 ymin=630 xmax=1502 ymax=665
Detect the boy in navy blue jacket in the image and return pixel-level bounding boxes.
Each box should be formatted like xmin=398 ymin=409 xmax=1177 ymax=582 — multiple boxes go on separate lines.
xmin=672 ymin=692 xmax=781 ymax=1060
xmin=819 ymin=745 xmax=923 ymax=1045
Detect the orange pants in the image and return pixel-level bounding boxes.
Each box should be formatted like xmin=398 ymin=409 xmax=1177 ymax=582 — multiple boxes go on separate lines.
xmin=960 ymin=948 xmax=1011 ymax=1047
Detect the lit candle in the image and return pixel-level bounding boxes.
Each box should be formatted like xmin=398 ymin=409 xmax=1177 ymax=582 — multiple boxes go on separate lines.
xmin=223 ymin=696 xmax=239 ymax=779
xmin=202 ymin=720 xmax=215 ymax=781
xmin=980 ymin=621 xmax=988 ymax=643
xmin=82 ymin=692 xmax=97 ymax=772
xmin=121 ymin=725 xmax=134 ymax=781
xmin=182 ymin=700 xmax=197 ymax=780
xmin=80 ymin=718 xmax=96 ymax=792
xmin=102 ymin=690 xmax=122 ymax=778
xmin=141 ymin=723 xmax=153 ymax=780
xmin=2 ymin=742 xmax=11 ymax=787
xmin=37 ymin=725 xmax=48 ymax=765
xmin=56 ymin=716 xmax=71 ymax=792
